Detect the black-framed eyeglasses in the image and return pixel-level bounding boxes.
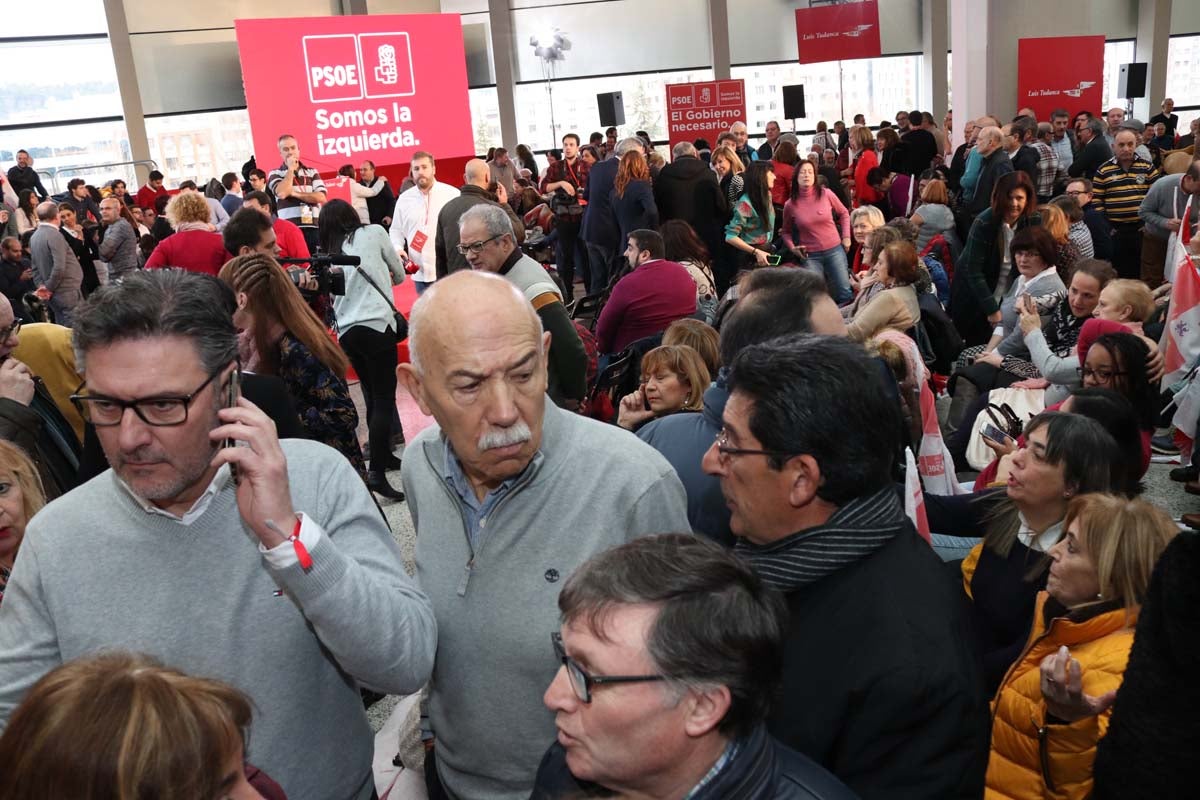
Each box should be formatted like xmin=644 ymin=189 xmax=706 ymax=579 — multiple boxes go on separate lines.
xmin=0 ymin=319 xmax=20 ymax=340
xmin=1076 ymin=367 xmax=1126 ymax=382
xmin=456 ymin=234 xmax=504 ymax=255
xmin=70 ymin=370 xmax=223 ymax=427
xmin=713 ymin=428 xmax=794 ymax=463
xmin=551 ymin=633 xmax=665 ymax=703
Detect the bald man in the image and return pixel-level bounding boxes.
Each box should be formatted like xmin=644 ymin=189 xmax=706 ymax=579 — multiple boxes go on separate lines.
xmin=434 ymin=158 xmax=524 ymax=276
xmin=398 ymin=271 xmax=689 ymax=800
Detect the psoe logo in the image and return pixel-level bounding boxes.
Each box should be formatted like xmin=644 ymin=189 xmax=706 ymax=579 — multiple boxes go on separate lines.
xmin=302 ymin=31 xmax=415 ymax=104
xmin=1063 ymin=81 xmax=1096 ymax=98
xmin=843 ymin=24 xmax=875 ymax=38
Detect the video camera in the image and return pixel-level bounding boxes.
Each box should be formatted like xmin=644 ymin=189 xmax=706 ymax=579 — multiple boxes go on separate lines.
xmin=277 ymin=253 xmax=360 ymax=296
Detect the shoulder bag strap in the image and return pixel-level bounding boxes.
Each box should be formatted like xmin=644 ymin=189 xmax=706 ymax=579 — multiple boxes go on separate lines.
xmin=352 ymin=264 xmax=401 ymax=315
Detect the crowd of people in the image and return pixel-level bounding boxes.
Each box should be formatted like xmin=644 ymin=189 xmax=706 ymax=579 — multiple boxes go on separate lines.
xmin=0 ymin=95 xmax=1197 ymax=800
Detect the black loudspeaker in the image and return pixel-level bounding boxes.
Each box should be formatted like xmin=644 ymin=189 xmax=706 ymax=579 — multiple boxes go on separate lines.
xmin=597 ymin=92 xmax=625 ymax=127
xmin=1118 ymin=63 xmax=1147 ymax=99
xmin=782 ymin=84 xmax=806 ymax=119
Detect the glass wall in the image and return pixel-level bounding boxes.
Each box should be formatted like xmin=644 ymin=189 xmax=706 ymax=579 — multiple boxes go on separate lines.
xmin=1166 ymin=34 xmax=1200 ymax=108
xmin=732 ymin=55 xmax=922 ymax=136
xmin=1102 ymin=40 xmax=1136 ymax=112
xmin=514 ymin=68 xmax=715 ymax=151
xmin=143 ymin=110 xmax=256 ymax=187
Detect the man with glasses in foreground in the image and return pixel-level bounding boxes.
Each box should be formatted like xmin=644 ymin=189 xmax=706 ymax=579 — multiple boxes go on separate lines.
xmin=399 ymin=270 xmax=688 ymax=800
xmin=0 ymin=269 xmax=437 ymax=800
xmin=458 ymin=203 xmax=587 ymax=409
xmin=531 ymin=534 xmax=855 ymax=799
xmin=701 ymin=333 xmax=990 ymax=798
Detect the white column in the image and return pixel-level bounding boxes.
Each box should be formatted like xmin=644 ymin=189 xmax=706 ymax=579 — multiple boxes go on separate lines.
xmin=708 ymin=0 xmax=731 ymax=80
xmin=1133 ymin=0 xmax=1172 ymax=122
xmin=487 ymin=0 xmax=519 ymax=149
xmin=949 ymin=0 xmax=991 ymax=148
xmin=102 ymin=0 xmax=152 ymax=186
xmin=922 ymin=0 xmax=949 ymax=134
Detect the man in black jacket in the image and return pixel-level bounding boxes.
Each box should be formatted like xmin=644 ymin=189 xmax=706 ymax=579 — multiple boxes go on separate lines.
xmin=899 ymin=108 xmax=938 ymax=176
xmin=702 ymin=334 xmax=990 ymax=799
xmin=581 ymin=137 xmax=641 ymax=294
xmin=358 ymin=160 xmax=396 ymax=229
xmin=654 ymin=142 xmax=728 ymax=271
xmin=433 ymin=158 xmax=523 ymax=277
xmin=532 ymin=534 xmax=856 ymax=800
xmin=1004 ymin=119 xmax=1039 ymax=187
xmin=1068 ymin=117 xmax=1113 ymax=180
xmin=966 ymin=126 xmax=1014 ymax=216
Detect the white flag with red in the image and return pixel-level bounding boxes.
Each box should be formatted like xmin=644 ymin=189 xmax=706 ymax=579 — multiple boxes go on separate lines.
xmin=1161 ymin=202 xmax=1200 ymax=390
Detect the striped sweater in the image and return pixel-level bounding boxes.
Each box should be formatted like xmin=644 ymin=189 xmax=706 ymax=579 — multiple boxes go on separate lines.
xmin=1092 ymin=157 xmax=1159 ymax=225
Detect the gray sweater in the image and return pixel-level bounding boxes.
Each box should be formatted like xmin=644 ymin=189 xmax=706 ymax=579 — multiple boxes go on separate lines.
xmin=403 ymin=401 xmax=690 ymax=800
xmin=29 ymin=223 xmax=83 ymax=301
xmin=0 ymin=439 xmax=437 ymax=800
xmin=98 ymin=218 xmax=139 ymax=279
xmin=1139 ymin=173 xmax=1200 ymax=241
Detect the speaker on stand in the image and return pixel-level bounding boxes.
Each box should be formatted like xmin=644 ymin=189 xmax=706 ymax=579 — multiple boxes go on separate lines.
xmin=597 ymin=92 xmax=625 ymax=127
xmin=1118 ymin=63 xmax=1147 ymax=118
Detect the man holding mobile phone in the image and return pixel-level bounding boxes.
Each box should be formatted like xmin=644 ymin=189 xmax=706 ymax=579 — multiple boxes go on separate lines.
xmin=594 ymin=229 xmax=698 ymax=356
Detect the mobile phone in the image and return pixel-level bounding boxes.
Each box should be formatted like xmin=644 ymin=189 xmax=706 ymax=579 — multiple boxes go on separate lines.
xmin=980 ymin=423 xmax=1013 ymax=446
xmin=766 ymin=254 xmax=782 ymax=266
xmin=224 ymin=368 xmax=241 ymax=484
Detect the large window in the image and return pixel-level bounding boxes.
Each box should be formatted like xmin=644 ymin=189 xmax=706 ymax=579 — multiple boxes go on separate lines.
xmin=732 ymin=55 xmax=922 ymax=135
xmin=0 ymin=39 xmax=122 ymax=128
xmin=1101 ymin=40 xmax=1136 ymax=113
xmin=515 ymin=68 xmax=715 ymax=151
xmin=470 ymin=87 xmax=502 ymax=155
xmin=0 ymin=121 xmax=134 ymax=194
xmin=1166 ymin=34 xmax=1200 ymax=109
xmin=144 ymin=110 xmax=255 ymax=188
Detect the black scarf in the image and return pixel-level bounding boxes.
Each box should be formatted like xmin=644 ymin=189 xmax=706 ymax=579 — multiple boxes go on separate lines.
xmin=1044 ymin=299 xmax=1087 ymax=357
xmin=736 ymin=487 xmax=908 ymax=592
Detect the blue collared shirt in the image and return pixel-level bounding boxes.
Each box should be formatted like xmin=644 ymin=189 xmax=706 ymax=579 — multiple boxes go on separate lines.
xmin=440 ymin=437 xmax=531 ymax=552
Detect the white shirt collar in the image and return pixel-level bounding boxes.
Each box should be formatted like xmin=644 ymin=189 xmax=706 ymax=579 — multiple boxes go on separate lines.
xmin=116 ymin=465 xmax=230 ymax=526
xmin=1016 ymin=267 xmax=1059 ymax=293
xmin=1016 ymin=511 xmax=1064 ymax=553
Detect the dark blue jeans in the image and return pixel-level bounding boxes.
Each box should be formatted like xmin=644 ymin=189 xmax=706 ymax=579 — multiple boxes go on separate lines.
xmin=801 ymin=245 xmax=853 ymax=305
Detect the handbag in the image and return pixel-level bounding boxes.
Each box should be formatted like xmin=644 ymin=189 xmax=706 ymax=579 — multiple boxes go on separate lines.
xmin=352 ymin=265 xmax=409 ymax=340
xmin=965 ymin=388 xmax=1046 ymax=470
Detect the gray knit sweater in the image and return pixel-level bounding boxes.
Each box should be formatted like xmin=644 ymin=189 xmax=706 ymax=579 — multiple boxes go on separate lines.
xmin=0 ymin=439 xmax=437 ymax=800
xmin=403 ymin=401 xmax=690 ymax=800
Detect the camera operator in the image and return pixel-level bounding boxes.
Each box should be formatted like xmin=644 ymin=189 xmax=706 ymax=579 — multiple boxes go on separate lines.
xmin=318 ymin=199 xmax=406 ymax=500
xmin=224 ymin=207 xmax=326 ymax=322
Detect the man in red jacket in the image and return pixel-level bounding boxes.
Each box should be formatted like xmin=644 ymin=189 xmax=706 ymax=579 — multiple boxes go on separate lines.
xmin=242 ymin=191 xmax=309 ymax=261
xmin=134 ymin=170 xmax=169 ymax=211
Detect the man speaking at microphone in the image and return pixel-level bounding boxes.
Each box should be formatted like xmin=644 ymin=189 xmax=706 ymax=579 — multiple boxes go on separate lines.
xmin=268 ymin=133 xmax=328 ymax=253
xmin=390 ymin=151 xmax=459 ymax=295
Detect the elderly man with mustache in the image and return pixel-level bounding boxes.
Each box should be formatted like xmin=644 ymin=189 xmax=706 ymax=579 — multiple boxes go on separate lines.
xmin=398 ymin=270 xmax=690 ymax=800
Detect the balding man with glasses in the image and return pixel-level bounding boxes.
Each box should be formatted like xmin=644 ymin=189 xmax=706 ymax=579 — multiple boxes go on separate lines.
xmin=458 ymin=203 xmax=588 ymax=408
xmin=0 ymin=269 xmax=436 ymax=800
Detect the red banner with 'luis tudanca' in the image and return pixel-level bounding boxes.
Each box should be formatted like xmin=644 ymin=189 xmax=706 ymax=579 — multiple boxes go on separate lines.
xmin=1016 ymin=36 xmax=1105 ymax=123
xmin=234 ymin=14 xmax=474 ymax=175
xmin=795 ymin=1 xmax=882 ymax=65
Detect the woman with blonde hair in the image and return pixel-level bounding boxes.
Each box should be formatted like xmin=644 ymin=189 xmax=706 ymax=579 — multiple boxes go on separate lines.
xmin=617 ymin=344 xmax=711 ymax=431
xmin=218 ymin=254 xmax=370 ymax=485
xmin=611 ymin=150 xmax=658 ymax=245
xmin=1040 ymin=204 xmax=1082 ymax=281
xmin=0 ymin=651 xmax=282 ymax=799
xmin=144 ymin=190 xmax=228 ymax=276
xmin=985 ymin=493 xmax=1177 ymax=800
xmin=0 ymin=441 xmax=44 ymax=608
xmin=711 ymin=145 xmax=745 ymax=207
xmin=1093 ymin=278 xmax=1155 ymax=336
xmin=662 ymin=318 xmax=720 ymax=378
xmin=849 ymin=204 xmax=885 ymax=275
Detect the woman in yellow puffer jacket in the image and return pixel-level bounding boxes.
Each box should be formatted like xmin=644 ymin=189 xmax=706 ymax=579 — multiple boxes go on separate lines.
xmin=985 ymin=493 xmax=1177 ymax=799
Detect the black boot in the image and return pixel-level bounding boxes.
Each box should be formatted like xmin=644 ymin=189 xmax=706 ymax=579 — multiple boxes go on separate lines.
xmin=380 ymin=454 xmax=403 ymax=471
xmin=367 ymin=471 xmax=405 ymax=501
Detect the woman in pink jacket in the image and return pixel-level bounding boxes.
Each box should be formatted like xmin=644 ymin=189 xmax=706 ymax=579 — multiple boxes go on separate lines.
xmin=782 ymin=159 xmax=853 ymax=304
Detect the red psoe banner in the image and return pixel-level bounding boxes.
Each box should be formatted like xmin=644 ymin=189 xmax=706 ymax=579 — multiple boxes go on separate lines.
xmin=795 ymin=1 xmax=882 ymax=65
xmin=666 ymin=80 xmax=747 ymax=153
xmin=235 ymin=14 xmax=474 ymax=173
xmin=1016 ymin=36 xmax=1105 ymax=122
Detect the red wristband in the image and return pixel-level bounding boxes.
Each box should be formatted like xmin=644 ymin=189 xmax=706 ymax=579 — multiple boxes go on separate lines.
xmin=290 ymin=516 xmax=313 ymax=570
